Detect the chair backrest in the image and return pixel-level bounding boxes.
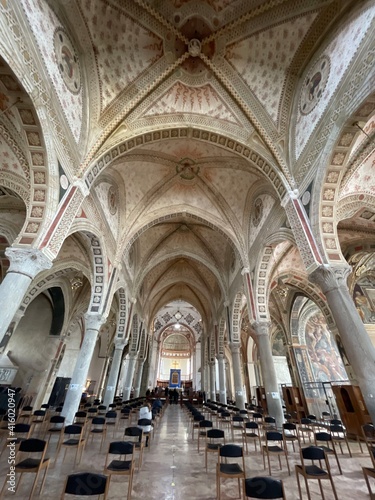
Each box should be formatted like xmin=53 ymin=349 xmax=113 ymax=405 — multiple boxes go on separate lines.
xmin=194 ymin=414 xmax=205 ymax=422
xmin=330 ymin=419 xmax=342 ymax=425
xmin=50 ymin=415 xmax=65 ymax=424
xmin=330 ymin=424 xmax=345 ymax=434
xmin=19 ymin=438 xmax=46 ymax=453
xmin=307 ymin=414 xmax=317 ymax=420
xmin=21 ymin=405 xmax=33 ymax=412
xmin=362 ymin=424 xmax=375 ymax=440
xmin=301 ymin=445 xmax=326 ymax=461
xmin=232 ymin=416 xmax=244 ymax=422
xmin=91 ymin=417 xmax=106 ymax=425
xmin=14 ymin=423 xmax=31 ymax=434
xmin=105 ymin=411 xmax=117 ymax=419
xmin=264 ymin=417 xmax=275 ymax=424
xmin=300 ymin=418 xmax=312 ymax=425
xmin=108 ymin=441 xmax=134 ymax=455
xmin=125 ymin=426 xmax=142 ymax=437
xmin=75 ymin=411 xmax=87 ymax=418
xmin=138 ymin=418 xmax=152 ymax=427
xmin=221 ymin=411 xmax=231 ymax=418
xmin=315 ymin=432 xmax=332 ymax=442
xmin=64 ymin=424 xmax=83 ymax=435
xmin=246 ymin=421 xmax=259 ymax=430
xmin=219 ymin=444 xmax=243 ymax=458
xmin=207 ymin=429 xmax=225 ymax=439
xmin=266 ymin=431 xmax=283 ymax=442
xmin=253 ymin=413 xmax=263 ymax=420
xmin=64 ymin=472 xmax=108 ymax=496
xmin=245 ymin=476 xmax=285 ymax=499
xmin=33 ymin=410 xmax=46 ymax=417
xmin=199 ymin=419 xmax=213 ymax=428
xmin=283 ymin=423 xmax=296 ymax=431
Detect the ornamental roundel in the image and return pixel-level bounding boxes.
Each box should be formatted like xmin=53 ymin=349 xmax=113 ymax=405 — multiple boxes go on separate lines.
xmin=299 ymin=55 xmax=330 ymax=115
xmin=107 ymin=185 xmax=118 ymax=215
xmin=53 ymin=28 xmax=81 ymax=94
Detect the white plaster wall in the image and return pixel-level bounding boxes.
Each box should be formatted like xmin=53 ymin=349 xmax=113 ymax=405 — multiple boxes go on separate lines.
xmin=273 ymin=355 xmax=292 ymax=385
xmin=159 ymin=357 xmax=190 ymax=380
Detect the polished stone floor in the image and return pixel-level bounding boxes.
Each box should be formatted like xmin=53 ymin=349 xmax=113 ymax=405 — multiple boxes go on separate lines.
xmin=0 ymin=404 xmax=373 ymax=499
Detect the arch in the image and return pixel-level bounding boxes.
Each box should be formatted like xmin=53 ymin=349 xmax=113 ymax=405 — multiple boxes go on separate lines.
xmin=83 ymin=128 xmax=289 ymax=203
xmin=217 ymin=317 xmax=226 ymax=358
xmin=231 ymin=290 xmax=245 ymax=343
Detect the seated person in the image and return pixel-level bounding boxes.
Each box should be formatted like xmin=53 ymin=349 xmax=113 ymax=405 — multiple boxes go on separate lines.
xmin=152 ymin=397 xmax=163 ymax=416
xmin=138 ymin=402 xmax=152 ymax=447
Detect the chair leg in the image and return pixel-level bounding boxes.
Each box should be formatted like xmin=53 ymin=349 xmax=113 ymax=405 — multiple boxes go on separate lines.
xmin=296 ymin=470 xmax=303 ymax=500
xmin=128 ymin=469 xmax=134 ymax=500
xmin=330 ymin=476 xmax=339 ymax=500
xmin=267 ymin=452 xmax=272 ymax=475
xmin=285 ymin=452 xmax=291 ymax=475
xmin=304 ymin=476 xmax=312 ymax=500
xmin=29 ymin=471 xmax=40 ymax=499
xmin=318 ymin=479 xmax=325 ymax=500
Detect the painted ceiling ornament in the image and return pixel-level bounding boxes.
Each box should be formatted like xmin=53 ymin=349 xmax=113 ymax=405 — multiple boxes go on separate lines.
xmin=299 ymin=55 xmax=330 ymax=115
xmin=53 ymin=28 xmax=81 ymax=94
xmin=188 ymin=39 xmax=201 ymax=57
xmin=176 ymin=157 xmax=200 ymax=181
xmin=252 ymin=197 xmax=263 ymax=227
xmin=107 ymin=185 xmax=118 ymax=215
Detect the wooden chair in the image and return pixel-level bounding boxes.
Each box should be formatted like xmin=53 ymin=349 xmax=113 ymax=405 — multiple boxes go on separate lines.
xmin=197 ymin=419 xmax=213 ymax=452
xmin=282 ymin=422 xmax=299 ymax=452
xmin=88 ymin=417 xmax=107 ymax=450
xmin=242 ymin=421 xmax=262 ymax=453
xmin=217 ymin=444 xmax=246 ymax=500
xmin=205 ymin=428 xmax=225 ymax=471
xmin=231 ymin=415 xmax=245 ymax=442
xmin=61 ymin=472 xmax=109 ymax=498
xmin=56 ymin=424 xmax=86 ymax=465
xmin=329 ymin=424 xmax=352 ymax=457
xmin=262 ymin=431 xmax=290 ymax=476
xmin=314 ymin=431 xmax=342 ymax=474
xmin=104 ymin=441 xmax=134 ymax=500
xmin=245 ymin=476 xmax=286 ymax=499
xmin=0 ymin=438 xmax=50 ymax=499
xmin=124 ymin=426 xmax=144 ymax=471
xmin=295 ymin=445 xmax=338 ymax=500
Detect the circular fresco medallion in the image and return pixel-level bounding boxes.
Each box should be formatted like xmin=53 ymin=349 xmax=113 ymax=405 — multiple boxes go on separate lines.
xmin=301 ymin=190 xmax=311 ymax=206
xmin=59 ymin=174 xmax=69 ymax=190
xmin=107 ymin=185 xmax=118 ymax=215
xmin=300 ymin=55 xmax=330 ymax=115
xmin=54 ymin=28 xmax=81 ymax=94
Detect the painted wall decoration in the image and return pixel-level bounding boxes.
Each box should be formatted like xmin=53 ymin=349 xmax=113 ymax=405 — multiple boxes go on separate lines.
xmin=54 ymin=28 xmax=81 ymax=95
xmin=353 ymin=278 xmax=375 ymax=324
xmin=169 ymin=369 xmax=181 ymax=388
xmin=272 ymin=330 xmax=286 ymax=356
xmin=299 ymin=56 xmax=330 ymax=115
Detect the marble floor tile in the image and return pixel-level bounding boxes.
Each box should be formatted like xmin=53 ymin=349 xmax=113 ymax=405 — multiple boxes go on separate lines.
xmin=0 ymin=404 xmax=373 ymax=499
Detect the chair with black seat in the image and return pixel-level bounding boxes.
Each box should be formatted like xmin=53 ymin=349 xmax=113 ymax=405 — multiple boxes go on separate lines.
xmin=362 ymin=423 xmax=375 ymax=455
xmin=0 ymin=438 xmax=50 ymax=499
xmin=137 ymin=418 xmax=153 ymax=448
xmin=295 ymin=445 xmax=338 ymax=500
xmin=124 ymin=426 xmax=144 ymax=471
xmin=245 ymin=476 xmax=286 ymax=499
xmin=88 ymin=416 xmax=107 ymax=450
xmin=231 ymin=415 xmax=245 ymax=442
xmin=197 ymin=419 xmax=213 ymax=452
xmin=282 ymin=422 xmax=299 ymax=452
xmin=298 ymin=418 xmax=315 ymax=444
xmin=105 ymin=411 xmax=118 ymax=437
xmin=218 ymin=410 xmax=232 ymax=432
xmin=56 ymin=424 xmax=86 ymax=465
xmin=362 ymin=445 xmax=375 ymax=498
xmin=252 ymin=412 xmax=264 ymax=428
xmin=73 ymin=411 xmax=88 ymax=429
xmin=61 ymin=472 xmax=109 ymax=499
xmin=191 ymin=413 xmax=205 ymax=439
xmin=263 ymin=417 xmax=277 ymax=433
xmin=329 ymin=424 xmax=352 ymax=457
xmin=0 ymin=423 xmax=32 ymax=456
xmin=29 ymin=409 xmax=48 ymax=435
xmin=205 ymin=428 xmax=225 ymax=471
xmin=242 ymin=421 xmax=262 ymax=453
xmin=97 ymin=405 xmax=107 ymax=416
xmin=87 ymin=407 xmax=98 ymax=420
xmin=104 ymin=441 xmax=134 ymax=500
xmin=217 ymin=444 xmax=246 ymax=500
xmin=262 ymin=431 xmax=290 ymax=476
xmin=314 ymin=431 xmax=342 ymax=474
xmin=43 ymin=415 xmax=65 ymax=447
xmin=17 ymin=405 xmax=33 ymax=423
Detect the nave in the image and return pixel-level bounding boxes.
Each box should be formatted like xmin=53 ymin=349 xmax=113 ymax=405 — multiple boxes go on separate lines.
xmin=0 ymin=402 xmax=373 ymax=499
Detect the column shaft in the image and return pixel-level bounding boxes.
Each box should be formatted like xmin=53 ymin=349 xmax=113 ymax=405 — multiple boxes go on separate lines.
xmin=62 ymin=313 xmax=104 ymax=424
xmin=0 ymin=249 xmax=52 ymax=342
xmin=217 ymin=356 xmax=227 ymax=404
xmin=103 ymin=346 xmax=123 ymax=407
xmin=133 ymin=359 xmax=144 ymax=397
xmin=310 ymin=266 xmax=375 ymax=424
xmin=254 ymin=322 xmax=284 ymax=428
xmin=209 ymin=362 xmax=216 ymax=401
xmin=230 ymin=343 xmax=245 ymax=409
xmin=122 ymin=354 xmax=137 ymax=401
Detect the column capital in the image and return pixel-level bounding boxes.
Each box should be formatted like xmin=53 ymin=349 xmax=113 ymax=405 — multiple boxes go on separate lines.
xmin=309 ymin=264 xmax=351 ymax=293
xmin=84 ymin=312 xmax=106 ymax=331
xmin=241 ymin=267 xmax=250 ymax=275
xmin=224 ymin=300 xmax=230 ymax=307
xmin=114 ymin=341 xmax=126 ymax=350
xmin=130 ymin=297 xmax=137 ymax=304
xmin=230 ymin=342 xmax=241 ymax=353
xmin=5 ymin=248 xmax=53 ymax=279
xmin=252 ymin=320 xmax=271 ymax=336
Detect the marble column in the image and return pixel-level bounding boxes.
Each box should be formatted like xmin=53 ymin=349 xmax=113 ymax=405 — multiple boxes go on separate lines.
xmin=0 ymin=248 xmax=52 ymax=343
xmin=122 ymin=352 xmax=137 ymax=401
xmin=253 ymin=321 xmax=284 ymax=429
xmin=103 ymin=344 xmax=124 ymax=407
xmin=133 ymin=358 xmax=144 ymax=397
xmin=310 ymin=265 xmax=375 ymax=424
xmin=217 ymin=355 xmax=227 ymax=404
xmin=230 ymin=343 xmax=245 ymax=409
xmin=194 ymin=341 xmax=201 ymax=390
xmin=140 ymin=355 xmax=150 ymax=396
xmin=209 ymin=362 xmax=216 ymax=401
xmin=62 ymin=313 xmax=105 ymax=424
xmin=148 ymin=340 xmax=159 ymax=389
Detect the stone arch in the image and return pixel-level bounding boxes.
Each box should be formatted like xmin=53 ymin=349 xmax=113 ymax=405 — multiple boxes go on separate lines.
xmin=311 ymin=93 xmax=375 ymax=264
xmin=114 ymin=287 xmax=127 ymax=342
xmin=128 ymin=313 xmax=140 ymax=354
xmin=83 ymin=128 xmax=288 ymax=201
xmin=231 ymin=291 xmax=245 ymax=343
xmin=218 ymin=317 xmax=226 ymax=358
